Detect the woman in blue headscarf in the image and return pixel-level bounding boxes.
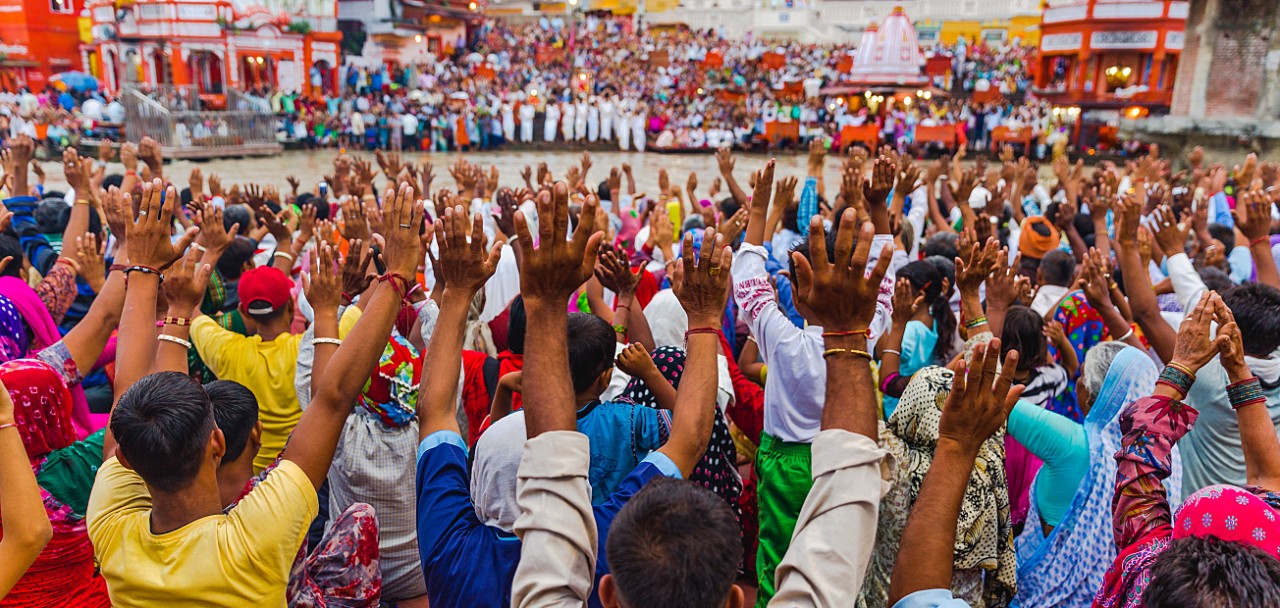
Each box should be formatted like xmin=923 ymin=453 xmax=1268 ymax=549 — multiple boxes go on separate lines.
xmin=1009 ymin=342 xmax=1183 ymax=607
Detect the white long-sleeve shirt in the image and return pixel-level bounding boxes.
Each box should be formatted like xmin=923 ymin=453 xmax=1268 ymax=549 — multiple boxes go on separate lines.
xmin=732 ymin=238 xmax=894 ymax=442
xmin=509 ymin=429 xmax=890 ymax=607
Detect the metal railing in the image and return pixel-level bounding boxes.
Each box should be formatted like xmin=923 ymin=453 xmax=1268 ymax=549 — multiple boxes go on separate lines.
xmin=122 ymin=86 xmax=280 ymax=156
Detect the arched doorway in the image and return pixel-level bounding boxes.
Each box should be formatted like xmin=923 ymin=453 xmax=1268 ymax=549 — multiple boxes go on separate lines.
xmin=189 ymin=51 xmax=224 ymax=95
xmin=151 ymin=49 xmax=172 ymax=85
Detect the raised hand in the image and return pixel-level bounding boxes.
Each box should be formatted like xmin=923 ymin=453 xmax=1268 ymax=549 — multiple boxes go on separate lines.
xmin=340 ymin=239 xmax=374 ymax=300
xmin=672 ymin=228 xmax=732 ymax=328
xmin=891 ymin=277 xmax=922 ymax=326
xmin=937 ymin=339 xmax=1023 ymax=456
xmin=1150 ymin=205 xmax=1189 ymax=258
xmin=955 ymin=235 xmax=1000 ymax=295
xmin=1233 ymin=186 xmax=1275 ymax=245
xmin=791 ymin=209 xmax=893 ymax=331
xmin=715 ymin=146 xmax=735 ymax=176
xmin=118 ymin=141 xmax=138 ymax=173
xmin=75 ymin=233 xmax=107 ymax=293
xmin=127 ymin=180 xmax=198 ymax=270
xmin=863 ymin=155 xmax=896 ymax=208
xmin=340 ymin=196 xmax=372 ymax=242
xmin=304 ymin=243 xmax=345 ymax=314
xmin=513 ymin=181 xmax=604 ymax=305
xmin=163 ymin=246 xmax=213 ymax=315
xmin=380 ymin=184 xmax=425 ymax=281
xmin=1079 ymin=247 xmax=1114 ymax=309
xmin=434 ymin=202 xmax=502 ymax=295
xmin=1171 ymin=291 xmax=1231 ymax=375
xmin=950 ymin=170 xmax=978 ymax=206
xmin=593 ymin=245 xmax=641 ymax=296
xmin=194 ymin=201 xmax=240 ymax=254
xmin=138 ymin=136 xmax=163 ymax=177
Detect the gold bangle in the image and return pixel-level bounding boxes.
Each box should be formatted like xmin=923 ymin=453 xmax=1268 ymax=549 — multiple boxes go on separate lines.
xmin=75 ymin=199 xmax=92 ymax=206
xmin=1167 ymin=361 xmax=1197 ymax=379
xmin=823 ymin=348 xmax=872 ymax=360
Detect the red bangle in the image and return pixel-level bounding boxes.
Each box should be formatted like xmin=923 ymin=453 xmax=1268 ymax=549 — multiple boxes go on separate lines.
xmin=1251 ymin=235 xmax=1272 ymax=248
xmin=109 ymin=263 xmax=126 ymax=273
xmin=684 ymin=327 xmax=720 ymax=340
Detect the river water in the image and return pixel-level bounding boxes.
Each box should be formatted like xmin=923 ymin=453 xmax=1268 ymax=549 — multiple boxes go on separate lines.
xmin=37 ymin=149 xmax=834 ymax=199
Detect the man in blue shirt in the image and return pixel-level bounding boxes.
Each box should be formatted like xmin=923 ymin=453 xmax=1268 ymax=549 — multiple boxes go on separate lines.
xmin=413 ymin=190 xmax=711 ymax=608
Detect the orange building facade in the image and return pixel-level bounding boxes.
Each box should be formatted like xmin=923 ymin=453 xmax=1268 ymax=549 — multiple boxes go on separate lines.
xmin=0 ymin=0 xmax=86 ymax=89
xmin=82 ymin=0 xmax=341 ymax=98
xmin=1035 ymin=0 xmax=1187 ymax=110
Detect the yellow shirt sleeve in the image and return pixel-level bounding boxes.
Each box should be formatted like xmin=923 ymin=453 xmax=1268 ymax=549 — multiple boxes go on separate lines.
xmin=338 ymin=306 xmax=362 ymax=339
xmin=190 ymin=315 xmax=252 ymax=378
xmin=229 ymin=460 xmax=319 ymax=565
xmin=86 ymin=457 xmax=152 ymax=552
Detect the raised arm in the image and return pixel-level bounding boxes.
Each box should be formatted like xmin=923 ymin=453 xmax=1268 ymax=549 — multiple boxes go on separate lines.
xmin=286 ymin=185 xmax=423 ymax=489
xmin=743 ymin=160 xmax=776 ymax=247
xmin=1114 ymin=197 xmax=1176 ymax=363
xmin=153 ymin=248 xmax=212 ymax=374
xmin=510 ymin=180 xmax=605 ymax=608
xmin=1234 ymin=187 xmax=1280 ymax=290
xmin=658 ymin=227 xmax=732 ymax=476
xmin=417 ymin=202 xmax=502 ymax=440
xmin=771 ymin=212 xmax=898 ymax=605
xmin=104 ymin=181 xmax=198 ymax=459
xmin=888 ymin=340 xmax=1022 ymax=606
xmin=716 ymin=146 xmax=749 ymax=208
xmin=1215 ymin=297 xmax=1280 ymax=490
xmin=0 ymin=378 xmax=52 ymax=597
xmin=1112 ymin=292 xmax=1220 ymax=550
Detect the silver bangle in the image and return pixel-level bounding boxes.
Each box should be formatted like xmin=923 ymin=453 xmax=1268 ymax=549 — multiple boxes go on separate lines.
xmin=881 ymin=349 xmax=901 ymax=356
xmin=1117 ymin=327 xmax=1135 ymax=342
xmin=313 ymin=337 xmax=343 ymax=346
xmin=193 ymin=244 xmax=207 ymax=253
xmin=273 ymin=251 xmax=295 ymax=262
xmin=157 ymin=334 xmax=193 ymax=349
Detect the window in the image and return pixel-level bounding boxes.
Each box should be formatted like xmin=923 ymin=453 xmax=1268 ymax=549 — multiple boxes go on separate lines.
xmin=50 ymin=0 xmax=73 ymax=14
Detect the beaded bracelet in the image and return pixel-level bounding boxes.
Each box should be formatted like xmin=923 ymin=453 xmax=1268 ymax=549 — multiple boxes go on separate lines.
xmin=823 ymin=348 xmax=871 ymax=360
xmin=1227 ymin=377 xmax=1267 ymax=410
xmin=157 ymin=334 xmax=193 ymax=349
xmin=1157 ymin=364 xmax=1195 ymax=397
xmin=964 ymin=316 xmax=988 ymax=330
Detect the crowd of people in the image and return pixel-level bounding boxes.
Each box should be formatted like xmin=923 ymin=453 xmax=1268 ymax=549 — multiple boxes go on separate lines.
xmin=0 ymin=16 xmax=1064 ymax=158
xmin=0 ymin=122 xmax=1274 ymax=608
xmin=272 ymin=19 xmax=1057 ymax=154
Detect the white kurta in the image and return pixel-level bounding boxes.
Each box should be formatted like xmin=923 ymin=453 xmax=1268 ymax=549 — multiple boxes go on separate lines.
xmin=545 ymin=104 xmax=561 ymax=142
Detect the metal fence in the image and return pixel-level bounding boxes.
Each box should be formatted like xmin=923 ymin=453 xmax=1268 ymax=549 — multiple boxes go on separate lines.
xmin=121 ymin=86 xmax=281 ymax=157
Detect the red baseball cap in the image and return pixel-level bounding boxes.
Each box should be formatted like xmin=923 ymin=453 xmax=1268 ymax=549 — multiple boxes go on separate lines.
xmin=238 ymin=266 xmax=293 ymax=316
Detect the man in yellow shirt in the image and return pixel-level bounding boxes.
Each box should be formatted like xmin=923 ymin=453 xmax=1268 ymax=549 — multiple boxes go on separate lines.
xmin=191 ymin=265 xmax=303 ymax=471
xmin=86 ymin=181 xmax=425 ymax=607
